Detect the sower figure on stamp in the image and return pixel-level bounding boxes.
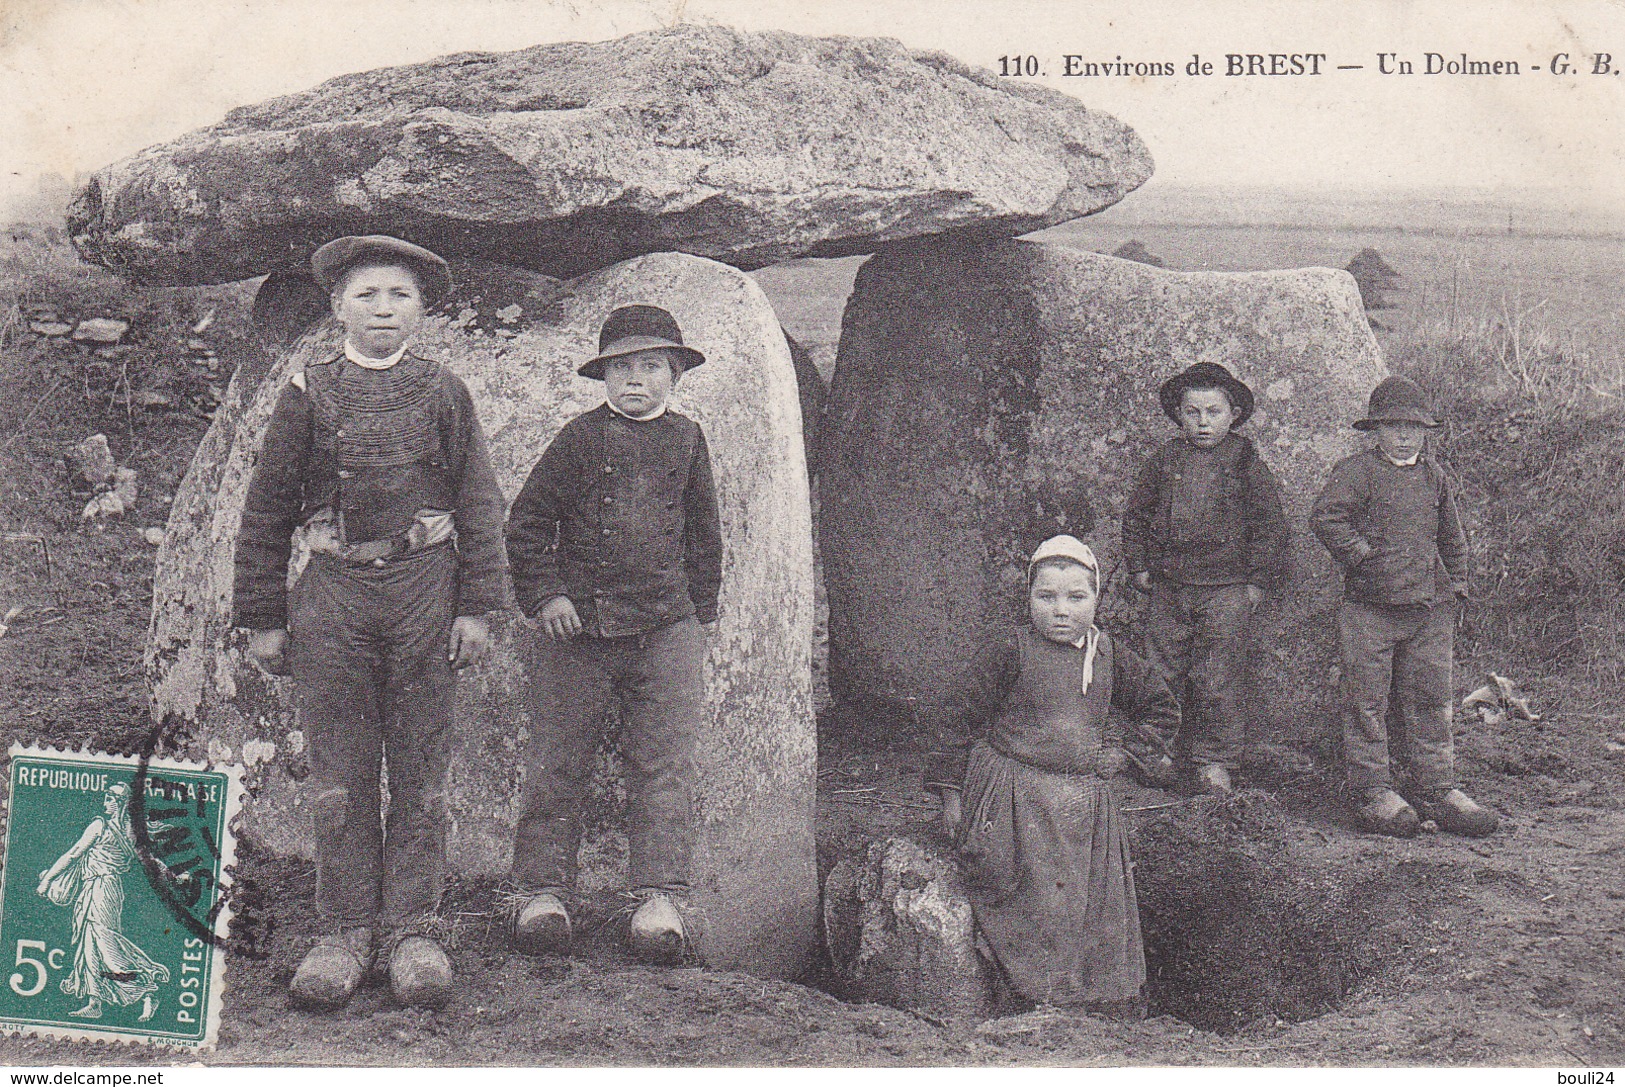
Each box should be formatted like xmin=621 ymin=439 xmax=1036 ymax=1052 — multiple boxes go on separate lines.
xmin=36 ymin=783 xmax=171 ymax=1022
xmin=504 ymin=305 xmax=721 ymax=965
xmin=1310 ymin=375 xmax=1498 ymax=839
xmin=1122 ymin=362 xmax=1290 ymax=796
xmin=233 ymin=236 xmax=509 ymax=1009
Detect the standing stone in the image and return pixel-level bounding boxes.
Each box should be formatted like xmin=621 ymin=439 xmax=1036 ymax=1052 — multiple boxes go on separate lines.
xmin=821 ymin=237 xmax=1385 ymax=751
xmin=783 ymin=329 xmax=827 ymax=475
xmin=70 ymin=26 xmax=1150 ymax=286
xmin=823 ymin=837 xmax=991 ymax=1017
xmin=148 ymin=253 xmax=817 ymax=978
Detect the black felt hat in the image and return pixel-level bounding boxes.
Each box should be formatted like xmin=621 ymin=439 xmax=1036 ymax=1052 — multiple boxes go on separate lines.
xmin=578 ymin=305 xmax=706 ymax=380
xmin=1353 ymin=375 xmax=1441 ymax=430
xmin=1158 ymin=362 xmax=1256 ymax=427
xmin=311 ymin=235 xmax=452 ymax=305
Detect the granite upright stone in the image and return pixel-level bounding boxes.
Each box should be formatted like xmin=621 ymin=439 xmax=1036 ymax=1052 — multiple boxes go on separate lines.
xmin=821 ymin=237 xmax=1385 ymax=752
xmin=148 ymin=252 xmax=817 ymax=977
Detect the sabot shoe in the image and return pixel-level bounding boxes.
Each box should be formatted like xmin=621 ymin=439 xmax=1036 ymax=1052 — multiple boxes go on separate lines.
xmin=628 ymin=892 xmax=687 ymax=965
xmin=389 ymin=935 xmax=453 ymax=1009
xmin=1197 ymin=764 xmax=1234 ymax=797
xmin=512 ymin=891 xmax=573 ymax=955
xmin=290 ymin=927 xmax=373 ymax=1009
xmin=1414 ymin=787 xmax=1499 ymax=838
xmin=1356 ymin=787 xmax=1420 ymax=838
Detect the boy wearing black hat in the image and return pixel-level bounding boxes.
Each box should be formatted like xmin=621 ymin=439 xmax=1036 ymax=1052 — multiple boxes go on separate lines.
xmin=1122 ymin=362 xmax=1290 ymax=795
xmin=1311 ymin=375 xmax=1497 ymax=839
xmin=504 ymin=305 xmax=722 ymax=965
xmin=234 ymin=236 xmax=509 ymax=1009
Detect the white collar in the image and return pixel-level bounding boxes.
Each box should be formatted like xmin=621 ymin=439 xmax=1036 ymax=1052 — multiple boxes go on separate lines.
xmin=605 ymin=397 xmax=668 ymax=421
xmin=1380 ymin=449 xmax=1421 ymax=468
xmin=344 ymin=340 xmax=407 ymax=370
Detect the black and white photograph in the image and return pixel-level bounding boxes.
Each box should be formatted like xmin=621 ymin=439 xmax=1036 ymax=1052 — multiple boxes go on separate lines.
xmin=0 ymin=0 xmax=1621 ymax=1074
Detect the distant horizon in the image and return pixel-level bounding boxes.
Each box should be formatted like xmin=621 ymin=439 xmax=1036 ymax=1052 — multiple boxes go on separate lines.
xmin=1076 ymin=179 xmax=1625 ymax=236
xmin=10 ymin=174 xmax=1618 ymax=238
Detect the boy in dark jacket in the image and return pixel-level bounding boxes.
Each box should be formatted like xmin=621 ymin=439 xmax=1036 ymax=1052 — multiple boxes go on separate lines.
xmin=504 ymin=305 xmax=722 ymax=964
xmin=1310 ymin=375 xmax=1497 ymax=839
xmin=235 ymin=235 xmax=508 ymax=1010
xmin=1123 ymin=363 xmax=1290 ymax=796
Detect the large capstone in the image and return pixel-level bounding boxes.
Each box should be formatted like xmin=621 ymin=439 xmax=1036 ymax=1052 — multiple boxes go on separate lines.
xmin=69 ymin=26 xmax=1151 ymax=286
xmin=821 ymin=237 xmax=1384 ymax=752
xmin=148 ymin=252 xmax=817 ymax=978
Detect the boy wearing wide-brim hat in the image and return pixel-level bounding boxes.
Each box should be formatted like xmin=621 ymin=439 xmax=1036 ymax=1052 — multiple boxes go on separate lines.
xmin=504 ymin=304 xmax=722 ymax=965
xmin=1122 ymin=362 xmax=1290 ymax=796
xmin=1311 ymin=375 xmax=1498 ymax=839
xmin=234 ymin=235 xmax=509 ymax=1009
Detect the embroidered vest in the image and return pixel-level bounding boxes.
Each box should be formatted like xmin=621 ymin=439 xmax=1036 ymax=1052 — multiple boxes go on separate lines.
xmin=300 ymin=353 xmax=457 ymax=544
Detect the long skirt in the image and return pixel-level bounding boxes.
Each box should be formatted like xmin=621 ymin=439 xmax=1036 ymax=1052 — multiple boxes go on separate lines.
xmin=63 ymin=873 xmax=170 ymax=1006
xmin=957 ymin=742 xmax=1146 ymax=1006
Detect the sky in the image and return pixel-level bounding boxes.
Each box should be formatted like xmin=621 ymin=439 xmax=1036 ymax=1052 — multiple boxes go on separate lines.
xmin=2 ymin=0 xmax=1623 ymax=222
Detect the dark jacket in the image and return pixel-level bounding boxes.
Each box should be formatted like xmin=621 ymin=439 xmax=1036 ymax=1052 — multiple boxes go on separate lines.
xmin=923 ymin=627 xmax=1180 ymax=791
xmin=1310 ymin=448 xmax=1470 ymax=606
xmin=233 ymin=351 xmax=509 ymax=629
xmin=1122 ymin=433 xmax=1290 ymax=589
xmin=506 ymin=404 xmax=722 ymax=637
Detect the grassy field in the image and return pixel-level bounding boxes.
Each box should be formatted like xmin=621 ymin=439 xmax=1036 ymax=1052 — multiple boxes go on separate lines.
xmin=1047 ymin=219 xmax=1625 ymax=372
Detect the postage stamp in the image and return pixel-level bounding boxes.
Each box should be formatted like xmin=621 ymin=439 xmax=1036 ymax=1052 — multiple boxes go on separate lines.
xmin=0 ymin=743 xmax=243 ymax=1051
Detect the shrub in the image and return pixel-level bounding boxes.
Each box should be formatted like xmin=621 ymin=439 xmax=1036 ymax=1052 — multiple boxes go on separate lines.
xmin=1387 ymin=310 xmax=1625 ymax=688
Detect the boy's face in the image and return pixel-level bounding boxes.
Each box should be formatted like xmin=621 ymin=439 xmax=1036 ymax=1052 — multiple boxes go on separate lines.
xmin=603 ymin=348 xmax=679 ymax=417
xmin=1178 ymin=387 xmax=1237 ymax=448
xmin=1028 ymin=562 xmax=1098 ymax=645
xmin=1373 ymin=420 xmax=1428 ymax=462
xmin=331 ymin=263 xmax=424 ymax=359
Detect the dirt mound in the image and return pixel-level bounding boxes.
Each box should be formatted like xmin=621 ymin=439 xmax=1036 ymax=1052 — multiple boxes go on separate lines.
xmin=1134 ymin=791 xmax=1447 ymax=1032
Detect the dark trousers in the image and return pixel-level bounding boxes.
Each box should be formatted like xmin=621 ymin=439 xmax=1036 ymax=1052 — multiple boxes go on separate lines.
xmin=287 ymin=547 xmax=457 ymax=932
xmin=1337 ymin=599 xmax=1457 ymax=792
xmin=1144 ymin=581 xmax=1252 ymax=769
xmin=512 ymin=617 xmax=703 ymax=895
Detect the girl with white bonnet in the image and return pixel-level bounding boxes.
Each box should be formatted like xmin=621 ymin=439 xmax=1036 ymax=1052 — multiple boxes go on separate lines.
xmin=924 ymin=534 xmax=1180 ymax=1012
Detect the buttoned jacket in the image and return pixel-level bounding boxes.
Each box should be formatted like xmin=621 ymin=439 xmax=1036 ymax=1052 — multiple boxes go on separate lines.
xmin=506 ymin=404 xmax=722 ymax=637
xmin=1310 ymin=447 xmax=1471 ymax=606
xmin=1122 ymin=433 xmax=1290 ymax=589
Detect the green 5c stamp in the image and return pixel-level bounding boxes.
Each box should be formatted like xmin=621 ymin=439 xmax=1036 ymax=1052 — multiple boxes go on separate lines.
xmin=0 ymin=744 xmax=243 ymax=1050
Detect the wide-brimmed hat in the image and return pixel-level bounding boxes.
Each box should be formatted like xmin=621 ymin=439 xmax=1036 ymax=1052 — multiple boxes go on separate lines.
xmin=311 ymin=235 xmax=452 ymax=305
xmin=1158 ymin=362 xmax=1255 ymax=427
xmin=578 ymin=305 xmax=706 ymax=380
xmin=1353 ymin=375 xmax=1441 ymax=430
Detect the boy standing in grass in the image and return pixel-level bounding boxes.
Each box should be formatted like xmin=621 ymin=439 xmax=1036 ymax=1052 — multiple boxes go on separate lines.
xmin=235 ymin=235 xmax=508 ymax=1010
xmin=1122 ymin=362 xmax=1290 ymax=795
xmin=1310 ymin=375 xmax=1498 ymax=839
xmin=504 ymin=305 xmax=722 ymax=964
